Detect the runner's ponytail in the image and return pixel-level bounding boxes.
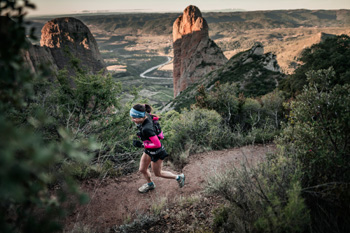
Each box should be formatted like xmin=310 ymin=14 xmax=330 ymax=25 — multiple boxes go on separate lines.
xmin=145 ymin=104 xmax=152 ymax=114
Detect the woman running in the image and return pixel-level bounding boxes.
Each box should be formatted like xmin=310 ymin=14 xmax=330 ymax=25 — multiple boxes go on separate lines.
xmin=130 ymin=104 xmax=185 ymax=193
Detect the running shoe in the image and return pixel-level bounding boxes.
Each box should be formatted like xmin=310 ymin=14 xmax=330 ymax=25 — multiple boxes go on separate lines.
xmin=177 ymin=174 xmax=185 ymax=188
xmin=138 ymin=183 xmax=156 ymax=193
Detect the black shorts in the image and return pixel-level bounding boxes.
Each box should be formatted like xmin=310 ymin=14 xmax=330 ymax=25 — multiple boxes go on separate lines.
xmin=144 ymin=146 xmax=168 ymax=162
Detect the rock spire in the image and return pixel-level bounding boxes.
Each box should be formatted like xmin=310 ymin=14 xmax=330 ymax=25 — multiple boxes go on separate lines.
xmin=172 ymin=5 xmax=227 ymax=97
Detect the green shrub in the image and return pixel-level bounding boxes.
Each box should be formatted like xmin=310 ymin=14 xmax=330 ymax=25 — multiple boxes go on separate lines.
xmin=207 ymin=68 xmax=350 ymax=233
xmin=261 ymin=90 xmax=285 ymax=129
xmin=279 ymin=68 xmax=350 ymax=187
xmin=241 ymin=98 xmax=261 ymax=129
xmin=277 ymin=68 xmax=350 ymax=232
xmin=196 ymin=82 xmax=240 ymax=127
xmin=195 ymin=81 xmax=283 ymax=146
xmin=280 ymin=34 xmax=350 ymax=95
xmin=212 ymin=206 xmax=231 ymax=231
xmin=196 ymin=81 xmax=285 ymax=130
xmin=207 ymin=151 xmax=310 ymax=233
xmin=0 ymin=2 xmax=116 ymax=232
xmin=162 ymin=108 xmax=233 ymax=167
xmin=20 ymin=49 xmax=143 ymax=177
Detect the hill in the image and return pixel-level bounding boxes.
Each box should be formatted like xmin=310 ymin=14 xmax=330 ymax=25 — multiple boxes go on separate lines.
xmin=28 ymin=9 xmax=350 ymax=36
xmin=165 ymin=43 xmax=285 ymax=111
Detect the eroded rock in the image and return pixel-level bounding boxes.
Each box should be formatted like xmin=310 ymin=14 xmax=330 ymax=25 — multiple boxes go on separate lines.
xmin=172 ymin=5 xmax=227 ymax=97
xmin=40 ymin=17 xmax=106 ymax=75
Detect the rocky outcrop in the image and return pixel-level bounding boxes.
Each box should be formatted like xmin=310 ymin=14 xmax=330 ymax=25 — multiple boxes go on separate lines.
xmin=164 ymin=43 xmax=284 ymax=112
xmin=39 ymin=17 xmax=106 ymax=75
xmin=172 ymin=5 xmax=227 ymax=97
xmin=0 ymin=16 xmax=56 ymax=77
xmin=23 ymin=17 xmax=106 ymax=76
xmin=24 ymin=44 xmax=58 ymax=76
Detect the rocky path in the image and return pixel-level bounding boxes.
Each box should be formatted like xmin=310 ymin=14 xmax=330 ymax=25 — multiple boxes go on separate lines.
xmin=66 ymin=144 xmax=275 ymax=231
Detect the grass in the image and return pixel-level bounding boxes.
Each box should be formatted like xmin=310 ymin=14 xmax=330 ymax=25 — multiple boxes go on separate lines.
xmin=177 ymin=194 xmax=201 ymax=208
xmin=150 ymin=197 xmax=168 ymax=216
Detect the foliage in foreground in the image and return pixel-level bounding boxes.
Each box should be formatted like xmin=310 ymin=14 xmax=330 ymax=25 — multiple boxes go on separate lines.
xmin=207 ymin=151 xmax=310 ymax=233
xmin=278 ymin=68 xmax=350 ymax=233
xmin=26 ymin=62 xmax=140 ymax=179
xmin=0 ymin=1 xmax=94 ymax=232
xmin=207 ymin=68 xmax=350 ymax=233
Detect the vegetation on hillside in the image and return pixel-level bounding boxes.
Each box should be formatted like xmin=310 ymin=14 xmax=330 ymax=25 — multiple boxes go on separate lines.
xmin=2 ymin=1 xmax=350 ymax=232
xmin=44 ymin=10 xmax=350 ymax=36
xmin=0 ymin=1 xmax=91 ymax=232
xmin=280 ymin=34 xmax=350 ymax=95
xmin=168 ymin=45 xmax=284 ymax=112
xmin=206 ymin=45 xmax=350 ymax=233
xmin=0 ymin=1 xmax=139 ymax=232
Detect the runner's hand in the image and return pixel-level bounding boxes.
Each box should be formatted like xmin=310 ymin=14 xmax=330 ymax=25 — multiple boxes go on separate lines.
xmin=133 ymin=140 xmax=144 ymax=148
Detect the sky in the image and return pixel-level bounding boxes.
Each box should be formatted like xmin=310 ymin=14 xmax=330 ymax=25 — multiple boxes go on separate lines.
xmin=29 ymin=0 xmax=350 ymax=16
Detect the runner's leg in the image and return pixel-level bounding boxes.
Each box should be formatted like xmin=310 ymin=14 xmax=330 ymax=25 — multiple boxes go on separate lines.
xmin=139 ymin=152 xmax=152 ymax=183
xmin=151 ymin=159 xmax=177 ymax=179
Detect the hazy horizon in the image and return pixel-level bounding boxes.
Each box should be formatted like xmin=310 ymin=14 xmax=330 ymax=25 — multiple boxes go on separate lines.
xmin=29 ymin=0 xmax=350 ymax=16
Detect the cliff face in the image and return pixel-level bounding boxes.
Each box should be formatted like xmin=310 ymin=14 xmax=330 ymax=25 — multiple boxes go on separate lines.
xmin=39 ymin=17 xmax=106 ymax=75
xmin=24 ymin=44 xmax=58 ymax=76
xmin=172 ymin=5 xmax=227 ymax=97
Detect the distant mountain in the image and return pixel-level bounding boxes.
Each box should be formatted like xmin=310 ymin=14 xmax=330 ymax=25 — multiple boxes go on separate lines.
xmin=67 ymin=9 xmax=350 ymax=36
xmin=164 ymin=43 xmax=285 ymax=111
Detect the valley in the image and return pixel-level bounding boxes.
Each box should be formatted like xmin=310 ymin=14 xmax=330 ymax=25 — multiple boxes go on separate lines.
xmin=27 ymin=9 xmax=350 ymax=108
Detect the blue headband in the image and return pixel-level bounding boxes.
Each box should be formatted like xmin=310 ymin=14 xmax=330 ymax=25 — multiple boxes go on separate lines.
xmin=130 ymin=108 xmax=146 ymax=118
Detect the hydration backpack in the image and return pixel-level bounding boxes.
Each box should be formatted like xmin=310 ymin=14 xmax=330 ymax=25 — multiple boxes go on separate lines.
xmin=149 ymin=114 xmax=164 ymax=140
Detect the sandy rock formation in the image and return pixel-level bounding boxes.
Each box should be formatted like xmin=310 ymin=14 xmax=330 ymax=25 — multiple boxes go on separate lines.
xmin=172 ymin=5 xmax=227 ymax=97
xmin=40 ymin=17 xmax=106 ymax=75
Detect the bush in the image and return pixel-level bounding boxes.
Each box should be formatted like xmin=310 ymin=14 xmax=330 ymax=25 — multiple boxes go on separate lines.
xmin=195 ymin=81 xmax=284 ymax=146
xmin=206 ymin=68 xmax=350 ymax=233
xmin=207 ymin=151 xmax=310 ymax=233
xmin=280 ymin=34 xmax=350 ymax=95
xmin=18 ymin=50 xmax=142 ymax=177
xmin=0 ymin=2 xmax=108 ymax=232
xmin=196 ymin=82 xmax=240 ymax=127
xmin=261 ymin=90 xmax=285 ymax=129
xmin=277 ymin=68 xmax=350 ymax=232
xmin=162 ymin=108 xmax=233 ymax=167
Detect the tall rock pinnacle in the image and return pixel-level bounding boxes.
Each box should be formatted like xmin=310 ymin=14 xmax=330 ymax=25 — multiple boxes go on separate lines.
xmin=172 ymin=5 xmax=227 ymax=97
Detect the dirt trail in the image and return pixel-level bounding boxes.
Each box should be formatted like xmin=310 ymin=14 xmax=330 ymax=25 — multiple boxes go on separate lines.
xmin=66 ymin=144 xmax=275 ymax=231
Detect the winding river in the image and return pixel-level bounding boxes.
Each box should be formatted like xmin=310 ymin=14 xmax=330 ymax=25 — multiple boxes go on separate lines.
xmin=139 ymin=56 xmax=173 ymax=80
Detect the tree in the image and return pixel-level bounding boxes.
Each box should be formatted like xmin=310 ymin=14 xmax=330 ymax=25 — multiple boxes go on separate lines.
xmin=195 ymin=81 xmax=240 ymax=127
xmin=280 ymin=35 xmax=350 ymax=95
xmin=261 ymin=90 xmax=284 ymax=129
xmin=278 ymin=68 xmax=350 ymax=232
